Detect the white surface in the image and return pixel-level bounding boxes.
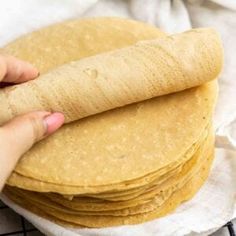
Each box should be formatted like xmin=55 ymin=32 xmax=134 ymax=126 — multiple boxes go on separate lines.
xmin=0 ymin=0 xmax=236 ymax=236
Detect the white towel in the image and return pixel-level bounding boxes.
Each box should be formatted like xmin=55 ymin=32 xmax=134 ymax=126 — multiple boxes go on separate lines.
xmin=1 ymin=1 xmax=236 ymax=235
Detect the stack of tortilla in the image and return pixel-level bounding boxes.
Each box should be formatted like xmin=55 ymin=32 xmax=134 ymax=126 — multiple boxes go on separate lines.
xmin=0 ymin=17 xmax=223 ymax=228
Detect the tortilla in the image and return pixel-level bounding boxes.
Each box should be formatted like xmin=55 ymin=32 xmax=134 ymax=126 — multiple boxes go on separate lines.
xmin=0 ymin=27 xmax=222 ymax=125
xmin=4 ymin=145 xmax=214 ymax=227
xmin=7 ymin=121 xmax=211 ymax=195
xmin=5 ymin=128 xmax=213 ymax=215
xmin=1 ymin=17 xmax=218 ymax=191
xmin=7 ymin=81 xmax=216 ymax=191
xmin=1 ymin=17 xmax=219 ymax=228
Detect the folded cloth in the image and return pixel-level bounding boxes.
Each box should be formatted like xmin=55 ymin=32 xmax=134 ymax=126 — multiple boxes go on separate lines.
xmin=0 ymin=0 xmax=236 ymax=235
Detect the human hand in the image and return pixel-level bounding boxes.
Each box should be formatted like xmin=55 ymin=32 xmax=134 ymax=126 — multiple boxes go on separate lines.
xmin=0 ymin=55 xmax=65 ymax=191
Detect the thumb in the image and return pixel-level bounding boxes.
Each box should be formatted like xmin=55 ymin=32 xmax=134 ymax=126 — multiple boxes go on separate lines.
xmin=0 ymin=111 xmax=64 ymax=190
xmin=0 ymin=111 xmax=65 ymax=158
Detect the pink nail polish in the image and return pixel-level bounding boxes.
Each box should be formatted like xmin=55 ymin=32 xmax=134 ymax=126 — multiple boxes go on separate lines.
xmin=44 ymin=112 xmax=65 ymax=135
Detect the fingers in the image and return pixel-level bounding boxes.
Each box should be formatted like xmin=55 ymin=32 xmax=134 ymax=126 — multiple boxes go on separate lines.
xmin=0 ymin=55 xmax=39 ymax=83
xmin=44 ymin=112 xmax=65 ymax=135
xmin=0 ymin=111 xmax=64 ymax=190
xmin=0 ymin=111 xmax=64 ymax=156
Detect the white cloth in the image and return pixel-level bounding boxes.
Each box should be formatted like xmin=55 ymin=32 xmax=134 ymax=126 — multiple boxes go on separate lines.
xmin=1 ymin=1 xmax=236 ymax=235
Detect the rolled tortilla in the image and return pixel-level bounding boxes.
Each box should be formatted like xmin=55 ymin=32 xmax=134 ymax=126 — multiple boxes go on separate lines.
xmin=0 ymin=28 xmax=223 ymax=124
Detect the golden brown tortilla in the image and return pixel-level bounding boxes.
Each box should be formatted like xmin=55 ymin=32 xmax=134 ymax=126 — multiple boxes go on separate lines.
xmin=4 ymin=143 xmax=214 ymax=227
xmin=0 ymin=27 xmax=222 ymax=125
xmin=5 ymin=128 xmax=213 ymax=216
xmin=2 ymin=17 xmax=219 ymax=228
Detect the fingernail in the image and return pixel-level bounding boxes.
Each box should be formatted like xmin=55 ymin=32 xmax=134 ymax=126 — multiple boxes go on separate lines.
xmin=44 ymin=112 xmax=65 ymax=135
